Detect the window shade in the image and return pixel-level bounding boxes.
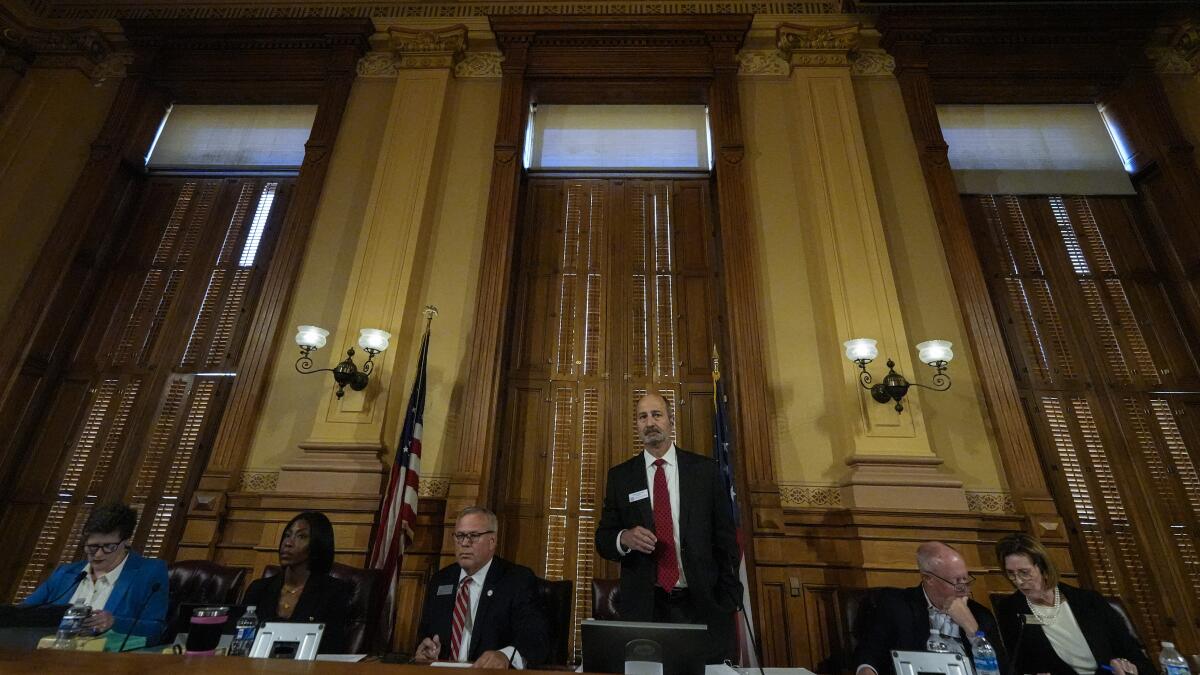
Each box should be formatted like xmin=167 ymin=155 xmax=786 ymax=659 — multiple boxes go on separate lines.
xmin=527 ymin=104 xmax=711 ymax=170
xmin=937 ymin=104 xmax=1135 ymax=195
xmin=147 ymin=104 xmax=317 ymax=170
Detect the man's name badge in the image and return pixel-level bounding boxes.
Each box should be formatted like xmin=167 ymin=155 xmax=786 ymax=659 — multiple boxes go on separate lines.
xmin=628 ymin=489 xmax=649 ymax=503
xmin=437 ymin=584 xmax=454 ymax=596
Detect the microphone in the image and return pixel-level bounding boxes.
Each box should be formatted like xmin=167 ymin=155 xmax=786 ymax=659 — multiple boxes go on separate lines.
xmin=735 ymin=597 xmax=767 ymax=675
xmin=117 ymin=582 xmax=161 ymax=653
xmin=25 ymin=571 xmax=87 ymax=608
xmin=1006 ymin=613 xmax=1030 ymax=675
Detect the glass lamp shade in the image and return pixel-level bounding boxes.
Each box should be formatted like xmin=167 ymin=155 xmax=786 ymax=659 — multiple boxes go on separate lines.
xmin=843 ymin=338 xmax=879 ymax=363
xmin=295 ymin=325 xmax=329 ymax=350
xmin=916 ymin=340 xmax=954 ymax=365
xmin=358 ymin=328 xmax=391 ymax=353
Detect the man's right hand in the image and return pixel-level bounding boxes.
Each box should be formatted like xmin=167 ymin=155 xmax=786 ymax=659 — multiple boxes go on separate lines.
xmin=619 ymin=526 xmax=658 ymax=554
xmin=414 ymin=635 xmax=441 ymax=663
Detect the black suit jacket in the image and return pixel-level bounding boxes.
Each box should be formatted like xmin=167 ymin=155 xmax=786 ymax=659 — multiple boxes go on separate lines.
xmin=416 ymin=556 xmax=549 ymax=667
xmin=594 ymin=448 xmax=742 ymax=656
xmin=995 ymin=584 xmax=1155 ymax=675
xmin=853 ymin=586 xmax=1008 ymax=675
xmin=243 ymin=572 xmax=353 ymax=654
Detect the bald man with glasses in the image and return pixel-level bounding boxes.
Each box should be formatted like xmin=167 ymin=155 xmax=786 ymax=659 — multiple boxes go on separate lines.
xmin=854 ymin=541 xmax=1007 ymax=675
xmin=414 ymin=507 xmax=549 ymax=669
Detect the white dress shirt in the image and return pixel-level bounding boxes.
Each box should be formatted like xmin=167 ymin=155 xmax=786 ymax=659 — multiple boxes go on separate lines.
xmin=70 ymin=551 xmax=129 ymax=610
xmin=1040 ymin=600 xmax=1097 ymax=675
xmin=615 ymin=443 xmax=688 ymax=589
xmin=454 ymin=558 xmax=525 ymax=668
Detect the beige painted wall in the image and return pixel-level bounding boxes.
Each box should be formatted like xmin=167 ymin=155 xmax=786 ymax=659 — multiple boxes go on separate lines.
xmin=0 ymin=68 xmax=119 ymax=320
xmin=378 ymin=76 xmax=498 ymax=477
xmin=242 ymin=77 xmax=394 ymax=471
xmin=853 ymin=75 xmax=1005 ymax=491
xmin=740 ymin=76 xmax=840 ymax=486
xmin=243 ymin=74 xmax=499 ymax=477
xmin=739 ymin=71 xmax=1006 ymax=491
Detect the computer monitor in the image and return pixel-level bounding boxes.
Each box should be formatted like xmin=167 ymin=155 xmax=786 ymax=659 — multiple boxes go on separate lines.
xmin=581 ymin=619 xmax=709 ymax=675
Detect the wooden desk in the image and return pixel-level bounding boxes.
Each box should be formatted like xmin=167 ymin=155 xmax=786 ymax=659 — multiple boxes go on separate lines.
xmin=0 ymin=650 xmax=579 ymax=674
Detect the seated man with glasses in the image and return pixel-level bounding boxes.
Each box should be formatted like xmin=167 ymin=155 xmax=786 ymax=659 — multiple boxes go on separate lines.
xmin=854 ymin=541 xmax=1007 ymax=675
xmin=414 ymin=506 xmax=549 ymax=669
xmin=21 ymin=502 xmax=169 ymax=648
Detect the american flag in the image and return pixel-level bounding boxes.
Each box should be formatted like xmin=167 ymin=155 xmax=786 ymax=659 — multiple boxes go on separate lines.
xmin=369 ymin=323 xmax=431 ymax=643
xmin=713 ymin=350 xmax=760 ymax=668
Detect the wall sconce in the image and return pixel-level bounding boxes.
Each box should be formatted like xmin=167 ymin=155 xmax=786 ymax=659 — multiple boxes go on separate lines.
xmin=295 ymin=325 xmax=391 ymax=399
xmin=843 ymin=338 xmax=953 ymax=413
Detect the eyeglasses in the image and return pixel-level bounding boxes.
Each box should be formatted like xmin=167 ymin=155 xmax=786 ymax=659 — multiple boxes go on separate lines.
xmin=84 ymin=541 xmax=124 ymax=555
xmin=452 ymin=530 xmax=495 ymax=545
xmin=1005 ymin=568 xmax=1038 ymax=581
xmin=923 ymin=570 xmax=977 ymax=591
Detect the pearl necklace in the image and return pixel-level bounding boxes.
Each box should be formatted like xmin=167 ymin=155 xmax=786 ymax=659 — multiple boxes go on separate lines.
xmin=1027 ymin=586 xmax=1062 ymax=624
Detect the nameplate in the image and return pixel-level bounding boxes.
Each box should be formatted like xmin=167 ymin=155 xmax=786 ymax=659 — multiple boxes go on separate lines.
xmin=437 ymin=585 xmax=454 ymax=596
xmin=628 ymin=489 xmax=649 ymax=503
xmin=1023 ymin=614 xmax=1044 ymax=626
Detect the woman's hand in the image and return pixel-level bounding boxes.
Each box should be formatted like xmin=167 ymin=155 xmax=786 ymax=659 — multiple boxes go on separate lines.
xmin=81 ymin=609 xmax=115 ymax=634
xmin=1110 ymin=658 xmax=1138 ymax=675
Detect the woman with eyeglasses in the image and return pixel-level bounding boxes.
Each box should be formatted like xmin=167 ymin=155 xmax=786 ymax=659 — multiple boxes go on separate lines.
xmin=994 ymin=534 xmax=1155 ymax=675
xmin=21 ymin=502 xmax=169 ymax=648
xmin=242 ymin=511 xmax=353 ymax=653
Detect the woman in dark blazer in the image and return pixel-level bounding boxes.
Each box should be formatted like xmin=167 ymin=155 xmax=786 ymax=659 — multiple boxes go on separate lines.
xmin=993 ymin=534 xmax=1155 ymax=675
xmin=243 ymin=511 xmax=352 ymax=653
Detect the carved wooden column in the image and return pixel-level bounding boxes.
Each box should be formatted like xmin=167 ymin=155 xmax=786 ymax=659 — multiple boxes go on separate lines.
xmin=881 ymin=27 xmax=1063 ymax=527
xmin=277 ymin=27 xmax=469 ymax=498
xmin=444 ymin=30 xmax=531 ymax=538
xmin=708 ymin=31 xmax=783 ymax=532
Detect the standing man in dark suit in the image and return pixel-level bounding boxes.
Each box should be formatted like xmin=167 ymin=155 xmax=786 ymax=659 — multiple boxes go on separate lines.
xmin=853 ymin=541 xmax=1007 ymax=675
xmin=595 ymin=393 xmax=742 ymax=664
xmin=414 ymin=507 xmax=549 ymax=669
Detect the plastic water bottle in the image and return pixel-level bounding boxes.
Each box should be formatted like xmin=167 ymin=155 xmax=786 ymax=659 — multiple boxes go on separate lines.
xmin=927 ymin=628 xmax=951 ymax=653
xmin=971 ymin=631 xmax=1001 ymax=675
xmin=1161 ymin=642 xmax=1192 ymax=675
xmin=53 ymin=604 xmax=90 ymax=649
xmin=228 ymin=606 xmax=258 ymax=656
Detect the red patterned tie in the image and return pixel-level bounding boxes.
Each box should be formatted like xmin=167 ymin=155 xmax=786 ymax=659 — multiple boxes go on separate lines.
xmin=652 ymin=458 xmax=680 ymax=590
xmin=449 ymin=577 xmax=472 ymax=661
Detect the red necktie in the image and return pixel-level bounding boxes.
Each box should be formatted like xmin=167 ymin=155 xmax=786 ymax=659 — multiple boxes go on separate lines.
xmin=450 ymin=577 xmax=472 ymax=661
xmin=652 ymin=458 xmax=680 ymax=590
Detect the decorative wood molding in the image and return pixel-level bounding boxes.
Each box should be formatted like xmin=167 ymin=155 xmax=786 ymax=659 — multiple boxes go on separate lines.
xmin=418 ymin=475 xmax=450 ymax=498
xmin=778 ymin=484 xmax=843 ymax=508
xmin=965 ymin=490 xmax=1016 ymax=515
xmin=0 ymin=4 xmax=121 ymax=81
xmin=32 ymin=0 xmax=841 ymax=21
xmin=239 ymin=470 xmax=280 ymax=492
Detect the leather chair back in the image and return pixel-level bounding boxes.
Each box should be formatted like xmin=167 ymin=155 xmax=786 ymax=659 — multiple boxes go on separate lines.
xmin=166 ymin=560 xmax=247 ymax=641
xmin=537 ymin=578 xmax=574 ymax=665
xmin=591 ymin=578 xmax=620 ymax=621
xmin=830 ymin=587 xmax=873 ymax=674
xmin=262 ymin=562 xmax=385 ymax=654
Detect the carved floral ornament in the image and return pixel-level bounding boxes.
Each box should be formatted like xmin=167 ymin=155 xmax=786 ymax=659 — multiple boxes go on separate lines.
xmin=355 ymin=25 xmax=505 ymax=77
xmin=0 ymin=6 xmax=124 ymax=80
xmin=776 ymin=22 xmax=860 ymax=67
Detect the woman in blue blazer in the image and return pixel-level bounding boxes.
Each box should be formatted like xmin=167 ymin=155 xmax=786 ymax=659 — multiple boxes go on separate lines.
xmin=21 ymin=503 xmax=169 ymax=647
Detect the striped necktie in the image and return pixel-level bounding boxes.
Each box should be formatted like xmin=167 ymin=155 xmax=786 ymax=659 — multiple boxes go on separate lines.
xmin=450 ymin=577 xmax=472 ymax=661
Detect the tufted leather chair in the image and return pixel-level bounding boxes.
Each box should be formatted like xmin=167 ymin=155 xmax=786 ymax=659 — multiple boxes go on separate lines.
xmin=165 ymin=560 xmax=247 ymax=641
xmin=262 ymin=562 xmax=384 ymax=655
xmin=591 ymin=578 xmax=621 ymax=621
xmin=832 ymin=587 xmax=873 ymax=674
xmin=536 ymin=577 xmax=574 ymax=665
